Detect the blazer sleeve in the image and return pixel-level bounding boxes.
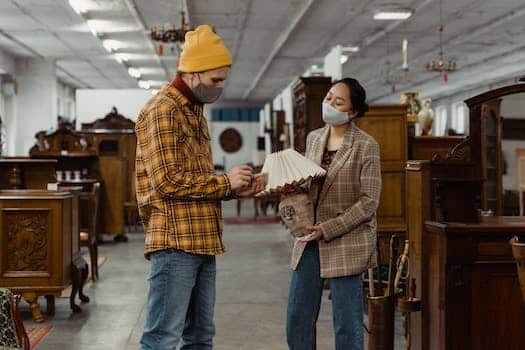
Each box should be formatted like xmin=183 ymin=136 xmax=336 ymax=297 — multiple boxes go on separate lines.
xmin=144 ymin=108 xmax=232 ymax=201
xmin=319 ymin=139 xmax=382 ymax=241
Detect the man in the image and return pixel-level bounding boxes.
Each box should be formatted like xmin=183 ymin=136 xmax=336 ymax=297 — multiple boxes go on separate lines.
xmin=136 ymin=25 xmax=265 ymax=350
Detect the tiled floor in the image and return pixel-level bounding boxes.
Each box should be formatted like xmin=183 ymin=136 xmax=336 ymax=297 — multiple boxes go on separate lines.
xmin=22 ymin=201 xmax=406 ymax=349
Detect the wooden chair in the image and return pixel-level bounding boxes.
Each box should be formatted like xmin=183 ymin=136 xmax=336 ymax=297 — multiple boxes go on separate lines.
xmin=123 ymin=171 xmax=139 ymax=232
xmin=0 ymin=288 xmax=29 ymax=350
xmin=517 ymin=149 xmax=525 ymax=216
xmin=80 ymin=182 xmax=100 ymax=281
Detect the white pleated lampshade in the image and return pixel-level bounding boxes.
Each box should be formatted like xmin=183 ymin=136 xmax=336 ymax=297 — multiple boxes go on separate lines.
xmin=256 ymin=148 xmax=326 ymax=196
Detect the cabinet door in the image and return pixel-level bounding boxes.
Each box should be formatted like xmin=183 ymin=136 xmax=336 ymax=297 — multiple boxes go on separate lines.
xmin=471 ymin=263 xmax=525 ymax=349
xmin=98 ymin=157 xmax=126 ymax=235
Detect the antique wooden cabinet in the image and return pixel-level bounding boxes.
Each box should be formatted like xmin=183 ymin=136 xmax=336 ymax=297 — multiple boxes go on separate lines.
xmin=81 ymin=108 xmax=136 ymax=237
xmin=466 ymin=91 xmax=506 ymax=215
xmin=424 ymin=218 xmax=525 ymax=350
xmin=292 ymin=77 xmax=331 ymax=154
xmin=357 ymin=105 xmax=408 ymax=263
xmin=28 ymin=126 xmax=98 ymax=179
xmin=0 ymin=190 xmax=88 ymax=322
xmin=0 ymin=158 xmax=57 ymax=189
xmin=409 ymin=136 xmax=466 ymax=161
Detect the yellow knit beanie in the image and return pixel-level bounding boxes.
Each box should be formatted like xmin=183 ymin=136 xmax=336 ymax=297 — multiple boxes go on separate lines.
xmin=178 ymin=25 xmax=232 ymax=73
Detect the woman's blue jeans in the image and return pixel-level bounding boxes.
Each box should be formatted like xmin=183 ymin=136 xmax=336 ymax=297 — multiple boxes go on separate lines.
xmin=286 ymin=241 xmax=364 ymax=350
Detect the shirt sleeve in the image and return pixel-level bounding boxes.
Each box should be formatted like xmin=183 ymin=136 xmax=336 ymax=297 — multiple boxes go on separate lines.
xmin=144 ymin=107 xmax=232 ymax=201
xmin=319 ymin=140 xmax=382 ymax=241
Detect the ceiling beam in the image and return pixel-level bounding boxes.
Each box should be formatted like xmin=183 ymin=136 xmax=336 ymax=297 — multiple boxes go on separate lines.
xmin=369 ymin=39 xmax=525 ymax=103
xmin=8 ymin=0 xmax=114 ymax=87
xmin=0 ymin=28 xmax=92 ymax=88
xmin=359 ymin=2 xmax=525 ymax=90
xmin=242 ymin=0 xmax=317 ymax=100
xmin=346 ymin=0 xmax=436 ymax=74
xmin=123 ymin=0 xmax=171 ymax=81
xmin=370 ymin=43 xmax=525 ymax=103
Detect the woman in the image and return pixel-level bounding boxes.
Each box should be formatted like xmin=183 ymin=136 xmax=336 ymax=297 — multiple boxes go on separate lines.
xmin=286 ymin=78 xmax=382 ymax=350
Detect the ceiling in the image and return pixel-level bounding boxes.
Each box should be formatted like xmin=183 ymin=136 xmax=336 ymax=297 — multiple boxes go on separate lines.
xmin=0 ymin=0 xmax=524 ymax=103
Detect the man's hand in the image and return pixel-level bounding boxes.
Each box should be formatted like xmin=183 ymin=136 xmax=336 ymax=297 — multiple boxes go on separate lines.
xmin=298 ymin=225 xmax=323 ymax=242
xmin=236 ymin=175 xmax=266 ymax=197
xmin=227 ymin=165 xmax=254 ymax=192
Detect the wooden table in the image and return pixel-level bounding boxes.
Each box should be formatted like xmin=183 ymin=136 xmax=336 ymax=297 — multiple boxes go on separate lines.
xmin=422 ymin=217 xmax=525 ymax=350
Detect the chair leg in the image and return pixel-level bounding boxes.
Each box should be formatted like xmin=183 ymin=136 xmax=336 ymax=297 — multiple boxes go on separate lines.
xmin=93 ymin=241 xmax=99 ymax=280
xmin=518 ymin=188 xmax=523 ymax=216
xmin=254 ymin=198 xmax=259 ymax=218
xmin=88 ymin=244 xmax=97 ymax=282
xmin=45 ymin=295 xmax=55 ymax=316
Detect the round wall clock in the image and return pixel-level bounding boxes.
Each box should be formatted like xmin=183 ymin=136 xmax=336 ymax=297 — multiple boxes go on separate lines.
xmin=219 ymin=128 xmax=242 ymax=153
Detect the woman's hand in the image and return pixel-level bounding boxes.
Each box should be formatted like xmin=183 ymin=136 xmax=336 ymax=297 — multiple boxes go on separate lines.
xmin=299 ymin=225 xmax=323 ymax=242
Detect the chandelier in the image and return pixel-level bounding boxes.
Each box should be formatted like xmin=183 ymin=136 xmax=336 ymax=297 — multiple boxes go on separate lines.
xmin=382 ymin=35 xmax=402 ymax=93
xmin=150 ymin=11 xmax=191 ymax=55
xmin=425 ymin=0 xmax=457 ymax=82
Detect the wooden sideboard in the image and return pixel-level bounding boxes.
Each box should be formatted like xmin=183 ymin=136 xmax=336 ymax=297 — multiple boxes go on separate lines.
xmin=0 ymin=190 xmax=88 ymax=322
xmin=424 ymin=218 xmax=525 ymax=350
xmin=0 ymin=158 xmax=57 ymax=189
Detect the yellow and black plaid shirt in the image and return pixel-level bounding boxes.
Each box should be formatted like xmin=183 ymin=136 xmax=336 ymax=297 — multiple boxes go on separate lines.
xmin=135 ymin=84 xmax=232 ymax=258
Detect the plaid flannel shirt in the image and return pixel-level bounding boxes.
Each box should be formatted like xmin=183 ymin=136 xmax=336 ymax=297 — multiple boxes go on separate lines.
xmin=135 ymin=84 xmax=232 ymax=258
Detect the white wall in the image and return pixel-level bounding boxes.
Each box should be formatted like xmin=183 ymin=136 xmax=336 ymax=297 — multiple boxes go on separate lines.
xmin=76 ymin=89 xmax=152 ymax=126
xmin=13 ymin=58 xmax=57 ymax=156
xmin=501 ymin=93 xmax=525 ymax=190
xmin=210 ymin=122 xmax=260 ymax=170
xmin=0 ymin=49 xmax=15 ymax=76
xmin=1 ymin=49 xmax=17 ymax=156
xmin=205 ymin=100 xmax=264 ymax=170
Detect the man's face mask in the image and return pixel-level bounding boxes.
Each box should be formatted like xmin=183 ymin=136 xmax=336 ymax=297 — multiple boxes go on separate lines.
xmin=192 ymin=73 xmax=223 ymax=104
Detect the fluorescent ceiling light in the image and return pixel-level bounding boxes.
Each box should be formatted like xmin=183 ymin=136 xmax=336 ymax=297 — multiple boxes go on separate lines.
xmin=102 ymin=39 xmax=122 ymax=53
xmin=128 ymin=67 xmax=141 ymax=78
xmin=86 ymin=19 xmax=140 ymax=34
xmin=68 ymin=0 xmax=88 ymax=15
xmin=342 ymin=46 xmax=359 ymax=53
xmin=138 ymin=80 xmax=150 ymax=89
xmin=114 ymin=53 xmax=129 ymax=63
xmin=340 ymin=55 xmax=349 ymax=64
xmin=86 ymin=20 xmax=99 ymax=37
xmin=0 ymin=68 xmax=7 ymax=74
xmin=146 ymin=80 xmax=164 ymax=87
xmin=374 ymin=10 xmax=413 ymax=20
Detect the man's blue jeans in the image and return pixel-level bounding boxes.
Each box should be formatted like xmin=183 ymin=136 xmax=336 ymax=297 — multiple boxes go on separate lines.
xmin=140 ymin=249 xmax=216 ymax=350
xmin=286 ymin=241 xmax=364 ymax=350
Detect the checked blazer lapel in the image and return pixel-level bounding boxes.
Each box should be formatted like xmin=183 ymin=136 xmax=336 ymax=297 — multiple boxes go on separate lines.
xmin=311 ymin=126 xmax=330 ymax=166
xmin=317 ymin=123 xmax=357 ymax=205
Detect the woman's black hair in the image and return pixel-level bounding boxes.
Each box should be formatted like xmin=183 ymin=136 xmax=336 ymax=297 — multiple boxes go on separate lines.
xmin=332 ymin=78 xmax=369 ymax=118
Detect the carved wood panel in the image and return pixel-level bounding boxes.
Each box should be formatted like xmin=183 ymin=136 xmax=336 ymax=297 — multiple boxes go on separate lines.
xmin=3 ymin=209 xmax=50 ymax=272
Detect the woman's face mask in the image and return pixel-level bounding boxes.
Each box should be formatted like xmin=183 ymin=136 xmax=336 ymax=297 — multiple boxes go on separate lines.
xmin=192 ymin=73 xmax=223 ymax=104
xmin=322 ymin=102 xmax=350 ymax=126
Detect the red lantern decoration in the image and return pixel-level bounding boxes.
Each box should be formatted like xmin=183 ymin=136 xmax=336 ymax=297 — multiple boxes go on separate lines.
xmin=158 ymin=43 xmax=164 ymax=56
xmin=442 ymin=71 xmax=448 ymax=83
